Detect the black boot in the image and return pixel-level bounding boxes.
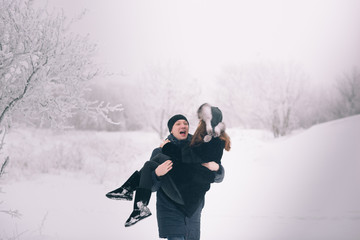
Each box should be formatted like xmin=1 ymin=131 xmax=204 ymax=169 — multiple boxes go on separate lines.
xmin=106 ymin=171 xmax=140 ymax=201
xmin=124 ymin=188 xmax=152 ymax=227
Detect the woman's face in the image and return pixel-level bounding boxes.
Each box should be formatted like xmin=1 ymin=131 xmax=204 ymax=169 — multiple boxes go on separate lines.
xmin=171 ymin=119 xmax=189 ymax=140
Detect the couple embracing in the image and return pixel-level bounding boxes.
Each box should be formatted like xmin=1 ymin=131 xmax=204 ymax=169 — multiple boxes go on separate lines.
xmin=106 ymin=103 xmax=231 ymax=240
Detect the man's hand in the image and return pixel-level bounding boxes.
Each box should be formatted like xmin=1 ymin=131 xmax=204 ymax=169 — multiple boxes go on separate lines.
xmin=155 ymin=160 xmax=173 ymax=177
xmin=202 ymin=161 xmax=220 ymax=171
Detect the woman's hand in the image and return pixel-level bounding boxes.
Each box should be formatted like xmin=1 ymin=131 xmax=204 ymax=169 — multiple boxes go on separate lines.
xmin=160 ymin=139 xmax=170 ymax=148
xmin=155 ymin=160 xmax=173 ymax=177
xmin=201 ymin=161 xmax=220 ymax=171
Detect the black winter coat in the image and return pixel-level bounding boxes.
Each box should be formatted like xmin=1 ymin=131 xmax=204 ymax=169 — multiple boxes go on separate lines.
xmin=151 ymin=134 xmax=225 ymax=239
xmin=162 ymin=137 xmax=225 ymax=217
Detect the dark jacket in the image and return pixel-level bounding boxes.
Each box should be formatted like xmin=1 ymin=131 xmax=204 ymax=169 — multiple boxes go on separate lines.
xmin=151 ymin=134 xmax=225 ymax=239
xmin=162 ymin=137 xmax=225 ymax=217
xmin=163 ymin=137 xmax=224 ymax=182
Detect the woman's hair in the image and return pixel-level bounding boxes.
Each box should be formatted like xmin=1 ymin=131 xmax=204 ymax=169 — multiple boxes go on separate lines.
xmin=190 ymin=120 xmax=231 ymax=151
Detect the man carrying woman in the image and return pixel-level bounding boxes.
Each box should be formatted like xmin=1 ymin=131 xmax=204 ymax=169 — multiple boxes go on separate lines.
xmin=106 ymin=103 xmax=231 ymax=240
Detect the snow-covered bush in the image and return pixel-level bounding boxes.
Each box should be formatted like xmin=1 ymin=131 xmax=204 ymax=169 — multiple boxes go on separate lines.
xmin=3 ymin=128 xmax=159 ymax=183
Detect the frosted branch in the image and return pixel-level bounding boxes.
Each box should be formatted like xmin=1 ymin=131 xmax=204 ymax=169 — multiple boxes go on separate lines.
xmin=94 ymin=101 xmax=124 ymax=125
xmin=0 ymin=157 xmax=9 ymax=177
xmin=0 ymin=209 xmax=22 ymax=218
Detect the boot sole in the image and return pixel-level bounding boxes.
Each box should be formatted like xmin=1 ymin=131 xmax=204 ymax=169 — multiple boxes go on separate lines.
xmin=105 ymin=193 xmax=133 ymax=201
xmin=124 ymin=212 xmax=152 ymax=227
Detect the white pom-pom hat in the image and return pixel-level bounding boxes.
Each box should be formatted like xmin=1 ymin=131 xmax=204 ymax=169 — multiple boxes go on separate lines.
xmin=197 ymin=103 xmax=226 ymax=142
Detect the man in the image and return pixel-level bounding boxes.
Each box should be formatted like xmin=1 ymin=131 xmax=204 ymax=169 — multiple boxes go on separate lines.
xmin=151 ymin=114 xmax=225 ymax=240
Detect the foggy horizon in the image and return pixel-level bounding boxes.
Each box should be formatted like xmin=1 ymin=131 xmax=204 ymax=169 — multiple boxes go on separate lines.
xmin=39 ymin=0 xmax=360 ymax=89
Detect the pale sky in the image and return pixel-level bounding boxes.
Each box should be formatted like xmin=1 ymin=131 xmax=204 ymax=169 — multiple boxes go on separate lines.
xmin=43 ymin=0 xmax=360 ymax=85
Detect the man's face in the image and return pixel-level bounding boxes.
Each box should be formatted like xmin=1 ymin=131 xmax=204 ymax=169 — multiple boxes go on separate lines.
xmin=171 ymin=119 xmax=189 ymax=140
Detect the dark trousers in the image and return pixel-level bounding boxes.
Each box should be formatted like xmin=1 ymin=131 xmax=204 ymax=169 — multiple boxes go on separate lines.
xmin=139 ymin=153 xmax=170 ymax=190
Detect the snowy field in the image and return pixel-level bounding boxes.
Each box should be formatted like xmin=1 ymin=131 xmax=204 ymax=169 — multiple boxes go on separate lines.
xmin=1 ymin=115 xmax=360 ymax=240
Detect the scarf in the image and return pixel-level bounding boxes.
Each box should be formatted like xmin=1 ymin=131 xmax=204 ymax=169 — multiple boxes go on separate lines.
xmin=166 ymin=133 xmax=192 ymax=147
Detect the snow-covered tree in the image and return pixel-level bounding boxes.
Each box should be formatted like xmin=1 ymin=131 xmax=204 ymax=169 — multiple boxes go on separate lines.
xmin=217 ymin=62 xmax=309 ymax=137
xmin=254 ymin=62 xmax=309 ymax=137
xmin=0 ymin=0 xmax=122 ymax=129
xmin=332 ymin=66 xmax=360 ymax=118
xmin=215 ymin=64 xmax=257 ymax=128
xmin=0 ymin=0 xmax=123 ymax=189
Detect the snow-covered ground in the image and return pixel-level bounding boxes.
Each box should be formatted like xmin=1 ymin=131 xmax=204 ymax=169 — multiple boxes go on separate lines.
xmin=1 ymin=115 xmax=360 ymax=240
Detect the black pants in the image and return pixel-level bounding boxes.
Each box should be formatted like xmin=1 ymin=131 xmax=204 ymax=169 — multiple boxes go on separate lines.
xmin=139 ymin=153 xmax=170 ymax=190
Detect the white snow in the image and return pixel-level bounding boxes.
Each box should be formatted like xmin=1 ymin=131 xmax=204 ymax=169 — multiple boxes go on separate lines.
xmin=1 ymin=115 xmax=360 ymax=239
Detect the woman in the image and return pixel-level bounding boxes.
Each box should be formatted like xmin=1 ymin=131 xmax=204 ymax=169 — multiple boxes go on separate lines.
xmin=153 ymin=103 xmax=231 ymax=240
